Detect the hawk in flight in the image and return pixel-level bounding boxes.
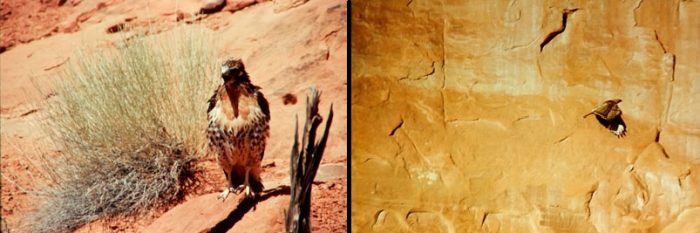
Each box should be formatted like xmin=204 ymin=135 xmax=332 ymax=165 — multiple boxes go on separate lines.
xmin=584 ymin=99 xmax=626 ymax=137
xmin=207 ymin=58 xmax=270 ymax=200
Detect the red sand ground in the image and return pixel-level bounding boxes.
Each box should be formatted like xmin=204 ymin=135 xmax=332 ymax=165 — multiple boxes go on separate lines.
xmin=0 ymin=0 xmax=347 ymax=232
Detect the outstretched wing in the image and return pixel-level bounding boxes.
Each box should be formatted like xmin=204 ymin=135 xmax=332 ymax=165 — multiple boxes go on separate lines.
xmin=592 ymin=103 xmax=612 ymax=119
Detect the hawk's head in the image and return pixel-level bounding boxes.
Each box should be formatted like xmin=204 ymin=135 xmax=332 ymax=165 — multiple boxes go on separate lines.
xmin=221 ymin=58 xmax=250 ymax=85
xmin=607 ymin=99 xmax=622 ymax=105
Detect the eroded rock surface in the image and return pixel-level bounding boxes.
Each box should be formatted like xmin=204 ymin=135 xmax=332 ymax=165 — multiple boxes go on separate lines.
xmin=351 ymin=0 xmax=699 ymax=232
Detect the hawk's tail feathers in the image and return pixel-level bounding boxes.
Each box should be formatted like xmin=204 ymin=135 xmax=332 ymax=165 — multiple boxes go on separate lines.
xmin=611 ymin=124 xmax=626 ymax=138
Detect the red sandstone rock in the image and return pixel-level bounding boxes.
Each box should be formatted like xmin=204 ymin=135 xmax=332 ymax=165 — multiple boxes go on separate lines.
xmin=0 ymin=0 xmax=347 ymax=232
xmin=222 ymin=0 xmax=257 ymax=13
xmin=199 ymin=0 xmax=226 ymax=14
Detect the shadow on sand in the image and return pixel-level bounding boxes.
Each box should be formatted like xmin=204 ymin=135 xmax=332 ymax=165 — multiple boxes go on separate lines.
xmin=208 ymin=185 xmax=290 ymax=233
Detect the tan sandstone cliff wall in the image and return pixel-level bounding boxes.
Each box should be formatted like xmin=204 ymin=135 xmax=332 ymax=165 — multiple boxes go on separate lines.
xmin=351 ymin=0 xmax=700 ymax=232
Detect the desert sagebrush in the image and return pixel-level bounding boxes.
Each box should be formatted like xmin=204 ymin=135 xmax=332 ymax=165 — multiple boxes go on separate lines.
xmin=27 ymin=25 xmax=218 ymax=232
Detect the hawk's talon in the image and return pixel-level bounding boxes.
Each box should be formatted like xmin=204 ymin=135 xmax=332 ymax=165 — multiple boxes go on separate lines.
xmin=217 ymin=188 xmax=232 ymax=201
xmin=244 ymin=185 xmax=253 ymax=199
xmin=235 ymin=185 xmax=245 ymax=193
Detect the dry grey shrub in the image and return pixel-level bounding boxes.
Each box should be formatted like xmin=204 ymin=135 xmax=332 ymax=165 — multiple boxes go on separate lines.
xmin=26 ymin=25 xmax=218 ymax=233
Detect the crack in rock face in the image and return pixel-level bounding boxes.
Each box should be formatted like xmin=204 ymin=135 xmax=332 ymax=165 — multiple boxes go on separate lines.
xmin=540 ymin=8 xmax=578 ymax=51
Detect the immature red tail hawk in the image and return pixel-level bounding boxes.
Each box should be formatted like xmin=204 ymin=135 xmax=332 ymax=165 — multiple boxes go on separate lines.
xmin=207 ymin=58 xmax=270 ymax=200
xmin=583 ymin=99 xmax=626 ymax=137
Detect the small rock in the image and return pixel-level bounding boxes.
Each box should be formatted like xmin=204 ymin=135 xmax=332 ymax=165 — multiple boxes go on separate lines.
xmin=282 ymin=93 xmax=297 ymax=105
xmin=176 ymin=11 xmax=191 ymax=22
xmin=223 ymin=0 xmax=257 ymax=13
xmin=314 ymin=164 xmax=346 ymax=183
xmin=263 ymin=161 xmax=276 ymax=168
xmin=61 ymin=20 xmax=80 ymax=33
xmin=106 ymin=23 xmax=125 ymax=33
xmin=199 ymin=0 xmax=226 ymax=14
